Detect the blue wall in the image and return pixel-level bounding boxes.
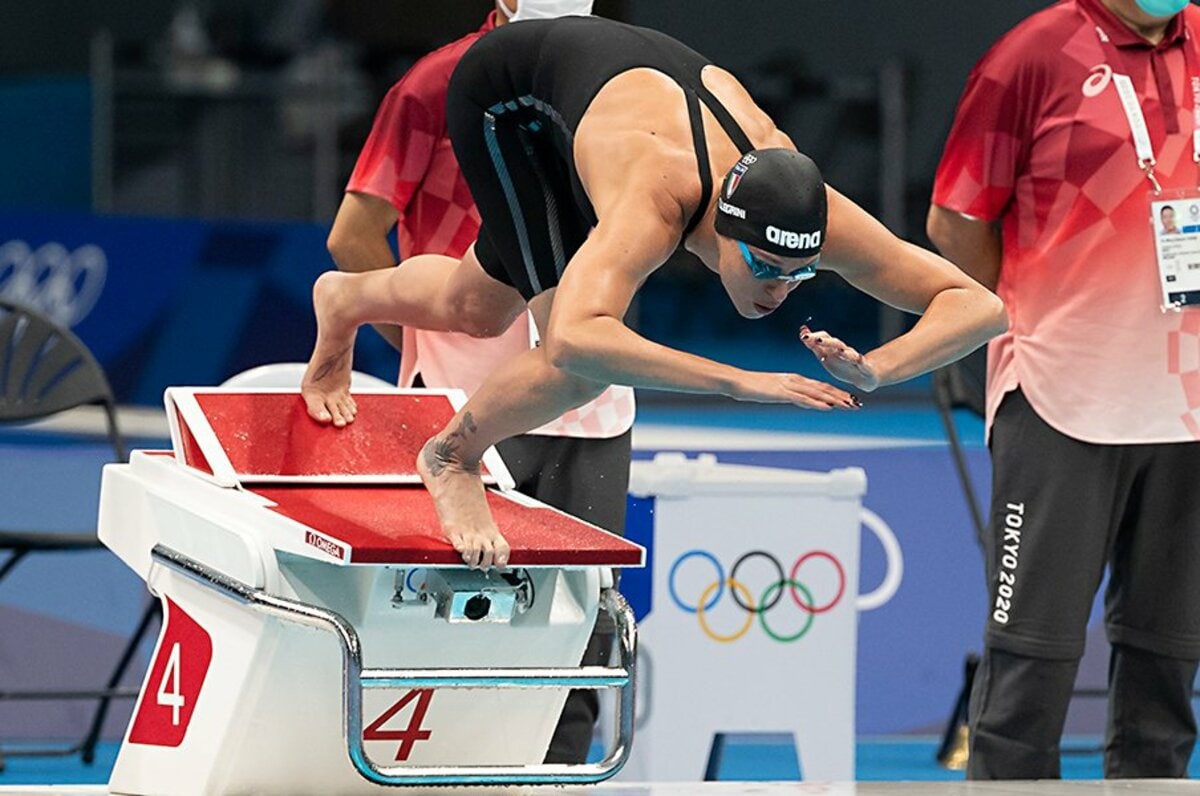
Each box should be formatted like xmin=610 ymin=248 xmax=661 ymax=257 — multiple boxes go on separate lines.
xmin=0 ymin=211 xmax=404 ymax=403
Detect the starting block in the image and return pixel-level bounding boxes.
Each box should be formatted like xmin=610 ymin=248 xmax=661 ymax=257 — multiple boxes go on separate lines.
xmin=97 ymin=388 xmax=644 ymax=794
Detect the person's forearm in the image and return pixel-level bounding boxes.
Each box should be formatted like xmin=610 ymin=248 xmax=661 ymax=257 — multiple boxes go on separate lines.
xmin=926 ymin=206 xmax=1003 ymax=291
xmin=442 ymin=332 xmax=745 ymax=465
xmin=547 ymin=316 xmax=748 ymax=397
xmin=863 ymin=285 xmax=1006 ymax=388
xmin=328 ymin=232 xmax=397 ymax=274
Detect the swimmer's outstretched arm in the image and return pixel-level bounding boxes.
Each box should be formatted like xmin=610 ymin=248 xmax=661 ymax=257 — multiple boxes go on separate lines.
xmin=419 ymin=289 xmax=847 ymax=571
xmin=800 ymin=187 xmax=1007 ymax=390
xmin=543 ymin=204 xmax=861 ymax=410
xmin=545 ymin=186 xmax=1004 ymax=398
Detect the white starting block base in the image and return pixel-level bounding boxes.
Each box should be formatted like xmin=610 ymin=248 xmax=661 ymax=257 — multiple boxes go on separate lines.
xmin=97 ymin=389 xmax=644 ymax=794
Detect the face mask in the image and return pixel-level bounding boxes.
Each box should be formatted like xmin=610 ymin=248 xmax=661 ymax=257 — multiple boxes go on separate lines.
xmin=498 ymin=0 xmax=594 ymax=23
xmin=1134 ymin=0 xmax=1190 ymax=18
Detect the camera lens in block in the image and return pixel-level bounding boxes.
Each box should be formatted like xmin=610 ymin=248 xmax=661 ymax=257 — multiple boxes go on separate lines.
xmin=464 ymin=594 xmax=492 ymax=621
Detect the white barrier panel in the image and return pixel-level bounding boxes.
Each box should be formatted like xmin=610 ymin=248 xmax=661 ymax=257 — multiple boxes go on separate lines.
xmin=620 ymin=453 xmax=869 ymax=782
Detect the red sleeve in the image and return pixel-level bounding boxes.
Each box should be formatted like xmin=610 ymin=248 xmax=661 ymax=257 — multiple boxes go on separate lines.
xmin=346 ymin=47 xmax=459 ymax=213
xmin=932 ymin=26 xmax=1046 ymax=223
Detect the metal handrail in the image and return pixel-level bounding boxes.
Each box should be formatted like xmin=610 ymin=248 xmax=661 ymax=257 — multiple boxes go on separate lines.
xmin=150 ymin=544 xmax=637 ymax=787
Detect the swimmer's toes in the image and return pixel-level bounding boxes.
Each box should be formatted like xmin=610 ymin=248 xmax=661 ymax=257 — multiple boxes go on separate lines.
xmin=303 ymin=393 xmax=333 ymax=423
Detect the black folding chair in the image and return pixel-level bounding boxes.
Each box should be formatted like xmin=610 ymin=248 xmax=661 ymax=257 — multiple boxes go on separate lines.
xmin=0 ymin=298 xmax=160 ymax=769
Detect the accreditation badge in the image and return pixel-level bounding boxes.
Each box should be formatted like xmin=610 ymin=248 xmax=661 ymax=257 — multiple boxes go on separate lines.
xmin=1149 ymin=189 xmax=1200 ymax=310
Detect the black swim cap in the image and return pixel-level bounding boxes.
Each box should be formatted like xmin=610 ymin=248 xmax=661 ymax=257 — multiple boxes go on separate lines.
xmin=714 ymin=149 xmax=827 ymax=259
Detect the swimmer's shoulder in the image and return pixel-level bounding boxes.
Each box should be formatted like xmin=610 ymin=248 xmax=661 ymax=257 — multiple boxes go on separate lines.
xmin=698 ymin=65 xmax=785 ymax=150
xmin=574 ymin=134 xmax=695 ymax=239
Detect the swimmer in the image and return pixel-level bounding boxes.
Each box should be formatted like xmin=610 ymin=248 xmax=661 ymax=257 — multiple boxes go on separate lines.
xmin=302 ymin=16 xmax=1008 ymax=569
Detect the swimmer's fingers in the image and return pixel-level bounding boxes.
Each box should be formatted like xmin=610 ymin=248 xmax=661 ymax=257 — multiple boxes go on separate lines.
xmin=734 ymin=371 xmax=859 ymax=410
xmin=778 ymin=373 xmax=862 ymax=410
xmin=799 ymin=325 xmax=850 ymax=361
xmin=800 ymin=326 xmax=878 ymax=392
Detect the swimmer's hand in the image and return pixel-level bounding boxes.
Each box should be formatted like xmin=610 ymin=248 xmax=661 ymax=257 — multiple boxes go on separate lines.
xmin=800 ymin=325 xmax=880 ymax=393
xmin=732 ymin=370 xmax=861 ymax=410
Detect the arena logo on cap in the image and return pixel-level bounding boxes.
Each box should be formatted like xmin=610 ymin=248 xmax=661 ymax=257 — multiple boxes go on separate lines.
xmin=766 ymin=225 xmax=822 ymax=251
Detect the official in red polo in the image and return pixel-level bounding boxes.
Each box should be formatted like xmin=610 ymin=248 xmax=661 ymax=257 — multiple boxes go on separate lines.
xmin=930 ymin=0 xmax=1200 ymax=780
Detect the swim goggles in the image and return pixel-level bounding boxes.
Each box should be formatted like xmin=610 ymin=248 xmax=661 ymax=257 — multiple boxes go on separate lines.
xmin=737 ymin=241 xmax=818 ymax=283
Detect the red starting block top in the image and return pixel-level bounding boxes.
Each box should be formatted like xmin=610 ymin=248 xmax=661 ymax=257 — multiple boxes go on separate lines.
xmin=159 ymin=388 xmax=642 ymax=567
xmin=256 ymin=484 xmax=642 ymax=566
xmin=165 ymin=388 xmax=512 ymax=487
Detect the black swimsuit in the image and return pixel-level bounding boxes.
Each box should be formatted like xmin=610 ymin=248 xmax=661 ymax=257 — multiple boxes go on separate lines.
xmin=446 ymin=16 xmax=755 ymax=299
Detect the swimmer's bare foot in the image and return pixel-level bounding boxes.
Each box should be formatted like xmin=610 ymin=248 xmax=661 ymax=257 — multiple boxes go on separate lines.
xmin=418 ymin=432 xmax=511 ymax=571
xmin=301 ymin=272 xmax=360 ymax=427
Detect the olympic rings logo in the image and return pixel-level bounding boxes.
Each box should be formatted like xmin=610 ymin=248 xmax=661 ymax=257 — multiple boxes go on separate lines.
xmin=0 ymin=239 xmax=108 ymax=327
xmin=668 ymin=549 xmax=846 ymax=644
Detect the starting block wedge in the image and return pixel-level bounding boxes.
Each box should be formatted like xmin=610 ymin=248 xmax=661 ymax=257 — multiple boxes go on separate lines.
xmin=98 ymin=388 xmax=644 ymax=794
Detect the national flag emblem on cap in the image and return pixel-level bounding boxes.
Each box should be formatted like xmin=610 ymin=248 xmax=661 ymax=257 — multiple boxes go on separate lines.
xmin=726 ymin=161 xmax=749 ymax=198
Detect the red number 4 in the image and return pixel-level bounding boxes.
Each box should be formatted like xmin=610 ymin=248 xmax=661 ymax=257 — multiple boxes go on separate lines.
xmin=363 ymin=689 xmax=434 ymax=761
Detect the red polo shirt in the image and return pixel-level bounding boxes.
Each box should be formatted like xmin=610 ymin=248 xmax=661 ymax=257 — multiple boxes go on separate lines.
xmin=934 ymin=0 xmax=1200 ymax=443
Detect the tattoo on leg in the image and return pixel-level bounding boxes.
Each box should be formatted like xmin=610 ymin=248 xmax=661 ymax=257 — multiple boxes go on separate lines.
xmin=421 ymin=425 xmax=481 ymax=477
xmin=311 ymin=346 xmax=351 ymax=381
xmin=444 ymin=413 xmax=477 ymax=444
xmin=423 ymin=442 xmax=445 ymax=476
xmin=460 ymin=412 xmax=477 ymax=436
xmin=428 ymin=437 xmax=458 ymax=476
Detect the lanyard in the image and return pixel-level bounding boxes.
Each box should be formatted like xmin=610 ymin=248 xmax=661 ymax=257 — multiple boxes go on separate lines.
xmin=1092 ymin=20 xmax=1200 ymax=193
